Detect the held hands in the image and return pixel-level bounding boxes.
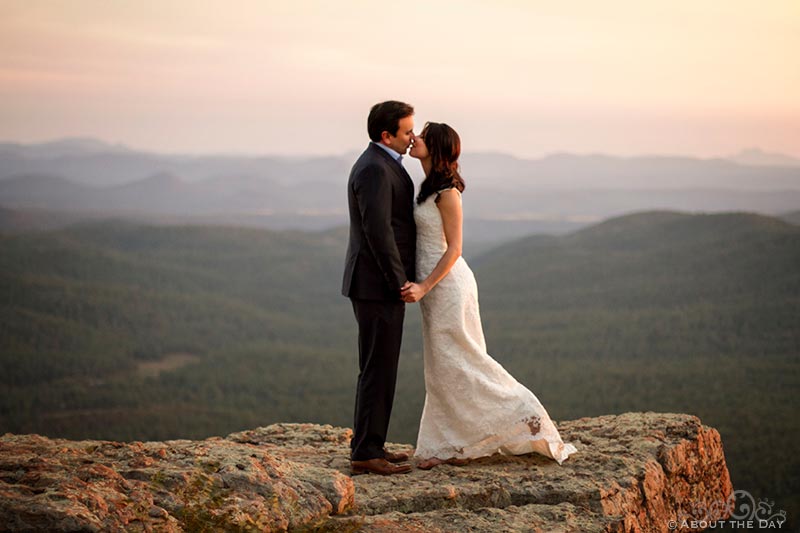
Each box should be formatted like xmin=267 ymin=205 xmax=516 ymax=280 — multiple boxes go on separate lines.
xmin=400 ymin=281 xmax=428 ymax=303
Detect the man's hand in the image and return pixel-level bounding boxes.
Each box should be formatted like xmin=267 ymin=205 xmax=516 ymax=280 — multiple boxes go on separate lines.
xmin=400 ymin=282 xmax=427 ymax=303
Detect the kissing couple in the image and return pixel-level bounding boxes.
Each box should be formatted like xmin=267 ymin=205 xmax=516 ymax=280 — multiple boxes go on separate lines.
xmin=342 ymin=100 xmax=577 ymax=474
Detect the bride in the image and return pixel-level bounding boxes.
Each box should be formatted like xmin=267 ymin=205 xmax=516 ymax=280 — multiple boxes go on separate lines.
xmin=400 ymin=122 xmax=577 ymax=470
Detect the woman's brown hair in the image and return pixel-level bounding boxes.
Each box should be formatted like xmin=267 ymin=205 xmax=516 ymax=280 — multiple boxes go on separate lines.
xmin=416 ymin=122 xmax=466 ymax=205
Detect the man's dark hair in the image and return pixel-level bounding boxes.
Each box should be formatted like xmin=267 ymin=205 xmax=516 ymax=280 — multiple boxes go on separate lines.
xmin=367 ymin=100 xmax=414 ymax=142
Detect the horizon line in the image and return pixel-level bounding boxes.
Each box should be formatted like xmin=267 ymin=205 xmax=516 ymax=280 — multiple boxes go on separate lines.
xmin=1 ymin=136 xmax=799 ymax=163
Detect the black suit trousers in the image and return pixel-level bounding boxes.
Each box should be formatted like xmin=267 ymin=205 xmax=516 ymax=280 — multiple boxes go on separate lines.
xmin=349 ymin=297 xmax=405 ymax=461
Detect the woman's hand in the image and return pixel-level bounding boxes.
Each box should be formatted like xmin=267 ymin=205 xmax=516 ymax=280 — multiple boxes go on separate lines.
xmin=400 ymin=282 xmax=428 ymax=303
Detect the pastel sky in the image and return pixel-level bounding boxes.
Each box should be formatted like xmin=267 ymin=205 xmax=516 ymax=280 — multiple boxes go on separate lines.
xmin=1 ymin=0 xmax=798 ymax=158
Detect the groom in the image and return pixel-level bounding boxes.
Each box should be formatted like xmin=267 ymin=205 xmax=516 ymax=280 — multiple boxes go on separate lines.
xmin=342 ymin=100 xmax=417 ymax=475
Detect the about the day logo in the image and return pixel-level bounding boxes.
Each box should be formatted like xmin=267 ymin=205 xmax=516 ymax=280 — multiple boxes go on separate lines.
xmin=668 ymin=489 xmax=787 ymax=530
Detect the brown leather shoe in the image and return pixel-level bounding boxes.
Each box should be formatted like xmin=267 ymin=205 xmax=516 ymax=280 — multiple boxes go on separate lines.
xmin=383 ymin=449 xmax=410 ymax=463
xmin=351 ymin=457 xmax=412 ymax=476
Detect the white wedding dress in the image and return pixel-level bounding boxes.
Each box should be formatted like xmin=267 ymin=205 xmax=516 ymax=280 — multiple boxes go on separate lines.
xmin=413 ymin=188 xmax=577 ymax=464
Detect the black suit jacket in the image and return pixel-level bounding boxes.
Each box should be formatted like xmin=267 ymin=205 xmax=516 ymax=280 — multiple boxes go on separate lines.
xmin=342 ymin=143 xmax=417 ymax=300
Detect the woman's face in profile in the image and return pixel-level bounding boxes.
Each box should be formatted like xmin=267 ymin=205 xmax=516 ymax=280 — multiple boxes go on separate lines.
xmin=409 ymin=131 xmax=429 ymax=160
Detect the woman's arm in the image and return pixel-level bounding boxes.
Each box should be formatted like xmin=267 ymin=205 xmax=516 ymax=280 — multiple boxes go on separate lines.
xmin=401 ymin=189 xmax=462 ymax=303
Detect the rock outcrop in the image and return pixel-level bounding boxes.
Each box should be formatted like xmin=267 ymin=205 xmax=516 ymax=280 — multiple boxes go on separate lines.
xmin=0 ymin=412 xmax=733 ymax=532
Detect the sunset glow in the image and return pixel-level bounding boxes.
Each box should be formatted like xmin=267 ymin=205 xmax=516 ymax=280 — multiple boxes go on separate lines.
xmin=1 ymin=0 xmax=798 ymax=157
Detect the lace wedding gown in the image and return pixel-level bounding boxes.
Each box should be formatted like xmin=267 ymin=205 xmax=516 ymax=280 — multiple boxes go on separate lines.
xmin=413 ymin=188 xmax=577 ymax=464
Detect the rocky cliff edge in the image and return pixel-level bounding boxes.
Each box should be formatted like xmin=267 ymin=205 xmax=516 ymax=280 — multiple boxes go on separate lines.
xmin=0 ymin=412 xmax=733 ymax=532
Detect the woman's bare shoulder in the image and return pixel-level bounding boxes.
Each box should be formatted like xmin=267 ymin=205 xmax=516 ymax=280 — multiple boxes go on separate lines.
xmin=436 ymin=188 xmax=462 ymax=212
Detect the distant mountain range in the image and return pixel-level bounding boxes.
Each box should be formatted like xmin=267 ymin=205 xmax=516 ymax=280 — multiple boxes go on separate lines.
xmin=2 ymin=137 xmax=799 ymax=187
xmin=1 ymin=138 xmax=799 ymax=245
xmin=0 ymin=138 xmax=353 ymax=187
xmin=727 ymin=147 xmax=800 ymax=167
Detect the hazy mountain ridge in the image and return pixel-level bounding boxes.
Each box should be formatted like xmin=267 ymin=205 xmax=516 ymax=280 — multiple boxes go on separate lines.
xmin=0 ymin=139 xmax=353 ymax=187
xmin=3 ymin=138 xmax=800 ymax=189
xmin=0 ymin=137 xmax=133 ymax=158
xmin=0 ymin=172 xmax=341 ymax=217
xmin=568 ymin=209 xmax=796 ymax=246
xmin=476 ymin=209 xmax=799 ymax=312
xmin=2 ymin=138 xmax=799 ymax=247
xmin=728 ymin=147 xmax=800 ymax=167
